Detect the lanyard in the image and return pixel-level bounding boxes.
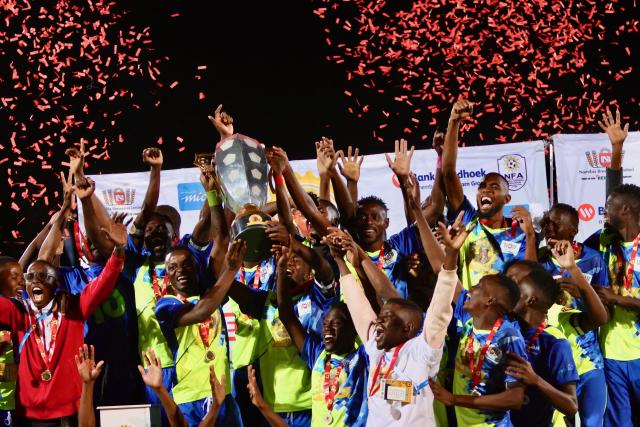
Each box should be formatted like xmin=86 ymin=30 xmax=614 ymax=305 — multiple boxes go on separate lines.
xmin=323 ymin=355 xmax=345 ymax=411
xmin=31 ymin=310 xmax=60 ymax=371
xmin=18 ymin=309 xmax=52 ymax=355
xmin=369 ymin=342 xmax=404 ymax=396
xmin=149 ymin=267 xmax=167 ymax=302
xmin=239 ymin=265 xmax=261 ymax=289
xmin=480 ymin=217 xmax=518 ymax=238
xmin=526 ymin=321 xmax=547 ymax=353
xmin=467 ymin=318 xmax=503 ymax=387
xmin=617 ymin=233 xmax=640 ymax=291
xmin=175 ymin=294 xmax=212 ymax=347
xmin=377 ymin=245 xmax=385 ymax=270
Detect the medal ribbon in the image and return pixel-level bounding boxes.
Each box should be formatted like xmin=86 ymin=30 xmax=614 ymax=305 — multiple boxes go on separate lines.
xmin=617 ymin=233 xmax=640 ymax=291
xmin=32 ymin=311 xmax=60 ymax=375
xmin=149 ymin=267 xmax=167 ymax=302
xmin=377 ymin=245 xmax=385 ymax=270
xmin=525 ymin=321 xmax=547 ymax=353
xmin=369 ymin=342 xmax=404 ymax=396
xmin=467 ymin=318 xmax=503 ymax=387
xmin=175 ymin=294 xmax=211 ymax=347
xmin=480 ymin=217 xmax=518 ymax=238
xmin=323 ymin=356 xmax=345 ymax=411
xmin=239 ymin=265 xmax=261 ymax=289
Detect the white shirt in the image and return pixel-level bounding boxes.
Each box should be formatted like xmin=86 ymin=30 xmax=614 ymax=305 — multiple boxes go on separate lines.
xmin=365 ymin=335 xmax=443 ymax=426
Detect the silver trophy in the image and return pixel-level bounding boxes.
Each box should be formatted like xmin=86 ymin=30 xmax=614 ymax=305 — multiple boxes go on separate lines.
xmin=215 ymin=134 xmax=272 ymax=262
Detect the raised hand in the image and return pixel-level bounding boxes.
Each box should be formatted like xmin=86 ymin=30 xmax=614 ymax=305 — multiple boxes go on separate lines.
xmin=74 ymin=344 xmax=104 ymax=384
xmin=321 ymin=229 xmax=347 ymax=260
xmin=208 ymin=104 xmax=234 ymax=140
xmin=385 ymin=138 xmax=415 ymax=182
xmin=437 ymin=211 xmax=469 ymax=252
xmin=450 ymin=99 xmax=474 ymax=123
xmin=142 ymin=147 xmax=163 ymax=168
xmin=266 ymin=146 xmax=289 ymax=175
xmin=138 ymin=348 xmax=163 ymax=390
xmin=337 ymin=146 xmax=364 ymax=182
xmin=598 ymin=106 xmax=629 ymax=149
xmin=405 ymin=172 xmax=421 ymax=208
xmin=209 ymin=365 xmax=226 ymax=409
xmin=247 ymin=365 xmax=267 ymax=410
xmin=432 ymin=129 xmax=445 ymax=157
xmin=100 ymin=220 xmax=128 ymax=248
xmin=199 ymin=160 xmax=218 ymax=192
xmin=316 ymin=137 xmax=337 ymax=175
xmin=75 ymin=176 xmax=95 ymax=200
xmin=65 ymin=138 xmax=86 ymax=177
xmin=266 ymin=221 xmax=291 ymax=246
xmin=550 ymin=240 xmax=576 ymax=269
xmin=224 ymin=239 xmax=247 ymax=272
xmin=511 ymin=206 xmax=534 ymax=236
xmin=58 ymin=170 xmax=76 ymax=211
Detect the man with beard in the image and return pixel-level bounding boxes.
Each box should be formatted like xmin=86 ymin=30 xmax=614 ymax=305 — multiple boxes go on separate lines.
xmin=0 ymin=219 xmax=126 ymax=425
xmin=274 ymin=248 xmax=366 ymax=427
xmin=584 ymin=107 xmax=640 ymax=426
xmin=0 ymin=257 xmax=24 ymax=426
xmin=441 ymin=99 xmax=537 ymax=290
xmin=155 ymin=240 xmax=246 ymax=426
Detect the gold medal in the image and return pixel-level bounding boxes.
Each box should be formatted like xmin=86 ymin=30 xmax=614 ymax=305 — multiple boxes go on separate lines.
xmin=205 ymin=350 xmax=215 ymax=362
xmin=323 ymin=411 xmax=333 ymax=424
xmin=41 ymin=369 xmax=52 ymax=382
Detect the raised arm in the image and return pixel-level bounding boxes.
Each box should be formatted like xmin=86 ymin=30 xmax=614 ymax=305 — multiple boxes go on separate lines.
xmin=385 ymin=139 xmax=415 ymax=227
xmin=269 ymin=152 xmax=296 ymax=235
xmin=207 ymin=104 xmax=234 ymax=143
xmin=75 ymin=345 xmax=104 ymax=427
xmin=337 ymin=146 xmax=364 ymax=208
xmin=198 ymin=366 xmax=226 ymax=427
xmin=424 ymin=214 xmax=469 ymax=348
xmin=552 ymin=241 xmax=608 ymax=331
xmin=406 ymin=173 xmax=445 ymax=273
xmin=38 ymin=172 xmax=74 ymax=264
xmin=598 ymin=105 xmax=628 ymax=196
xmin=76 ymin=177 xmax=118 ymax=258
xmin=268 ymin=147 xmax=333 ymax=236
xmin=442 ymin=99 xmax=473 ymax=211
xmin=274 ymin=249 xmax=307 ymax=352
xmin=133 ymin=147 xmax=163 ymax=233
xmin=325 ymin=142 xmax=356 ymax=223
xmin=200 ymin=163 xmax=228 ymax=276
xmin=316 ymin=138 xmax=332 ymax=201
xmin=173 ymin=240 xmax=245 ymax=327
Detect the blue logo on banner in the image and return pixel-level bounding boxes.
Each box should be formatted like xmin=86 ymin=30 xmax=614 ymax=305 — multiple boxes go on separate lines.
xmin=504 ymin=204 xmax=529 ymax=215
xmin=177 ymin=183 xmax=206 ymax=211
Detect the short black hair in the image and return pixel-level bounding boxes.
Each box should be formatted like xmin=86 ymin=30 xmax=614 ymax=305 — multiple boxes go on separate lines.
xmin=495 ymin=273 xmax=521 ymax=310
xmin=357 ymin=195 xmax=389 ymax=213
xmin=307 ymin=192 xmax=320 ymax=208
xmin=503 ymin=259 xmax=546 ymax=275
xmin=328 ymin=301 xmax=355 ymax=331
xmin=550 ymin=203 xmax=579 ymax=227
xmin=484 ymin=172 xmax=510 ymax=190
xmin=524 ymin=269 xmax=561 ymax=309
xmin=0 ymin=256 xmax=18 ymax=272
xmin=612 ymin=183 xmax=640 ymax=213
xmin=386 ymin=297 xmax=423 ymax=330
xmin=167 ymin=245 xmax=194 ymax=259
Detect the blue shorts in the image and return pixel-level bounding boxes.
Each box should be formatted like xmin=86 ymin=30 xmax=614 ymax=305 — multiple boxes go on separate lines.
xmin=604 ymin=358 xmax=640 ymax=427
xmin=577 ymin=369 xmax=607 ymax=427
xmin=178 ymin=394 xmax=242 ymax=427
xmin=268 ymin=409 xmax=311 ymax=427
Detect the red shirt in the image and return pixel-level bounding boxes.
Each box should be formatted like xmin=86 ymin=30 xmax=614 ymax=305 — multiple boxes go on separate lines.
xmin=0 ymin=254 xmax=124 ymax=420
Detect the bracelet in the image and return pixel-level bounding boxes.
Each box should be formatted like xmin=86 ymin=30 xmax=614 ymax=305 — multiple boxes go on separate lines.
xmin=206 ymin=190 xmax=220 ymax=207
xmin=274 ymin=174 xmax=284 ymax=186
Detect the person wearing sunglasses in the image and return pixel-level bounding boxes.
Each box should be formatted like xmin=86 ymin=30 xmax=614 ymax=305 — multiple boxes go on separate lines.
xmin=0 ymin=222 xmax=127 ymax=427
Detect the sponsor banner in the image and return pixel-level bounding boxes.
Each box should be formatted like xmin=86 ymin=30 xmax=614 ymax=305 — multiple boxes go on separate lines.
xmin=554 ymin=132 xmax=640 ymax=241
xmin=79 ymin=141 xmax=548 ymax=237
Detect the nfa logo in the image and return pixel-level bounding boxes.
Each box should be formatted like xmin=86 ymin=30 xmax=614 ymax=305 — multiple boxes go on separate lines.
xmin=177 ymin=182 xmax=206 ymax=211
xmin=585 ymin=148 xmax=625 ymax=168
xmin=497 ymin=154 xmax=527 ymax=191
xmin=102 ymin=188 xmax=136 ymax=206
xmin=577 ymin=203 xmax=596 ymax=221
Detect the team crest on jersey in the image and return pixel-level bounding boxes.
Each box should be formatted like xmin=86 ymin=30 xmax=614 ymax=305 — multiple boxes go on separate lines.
xmin=485 ymin=345 xmax=502 ymax=364
xmin=382 ymin=249 xmax=397 ymax=268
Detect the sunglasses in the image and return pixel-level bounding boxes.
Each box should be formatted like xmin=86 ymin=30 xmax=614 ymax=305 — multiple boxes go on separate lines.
xmin=23 ymin=272 xmax=57 ymax=284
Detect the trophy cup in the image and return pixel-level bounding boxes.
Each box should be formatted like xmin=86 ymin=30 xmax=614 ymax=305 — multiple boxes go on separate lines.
xmin=215 ymin=134 xmax=272 ymax=262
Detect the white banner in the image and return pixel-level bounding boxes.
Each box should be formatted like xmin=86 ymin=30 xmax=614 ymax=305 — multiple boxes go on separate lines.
xmin=554 ymin=132 xmax=640 ymax=241
xmin=80 ymin=141 xmax=549 ymax=237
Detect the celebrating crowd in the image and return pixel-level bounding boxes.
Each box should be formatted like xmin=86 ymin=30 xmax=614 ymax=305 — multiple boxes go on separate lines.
xmin=0 ymin=99 xmax=638 ymax=427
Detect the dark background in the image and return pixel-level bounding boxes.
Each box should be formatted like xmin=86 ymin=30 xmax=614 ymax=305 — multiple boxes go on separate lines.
xmin=1 ymin=1 xmax=639 ymax=255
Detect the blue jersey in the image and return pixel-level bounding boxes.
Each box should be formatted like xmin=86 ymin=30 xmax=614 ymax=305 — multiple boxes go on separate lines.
xmin=453 ymin=290 xmax=527 ymax=426
xmin=511 ymin=323 xmax=579 ymax=427
xmin=351 ymin=224 xmax=422 ymax=298
xmin=234 ymin=257 xmax=276 ymax=291
xmin=301 ymin=336 xmax=368 ymax=427
xmin=449 ymin=197 xmax=528 ymax=290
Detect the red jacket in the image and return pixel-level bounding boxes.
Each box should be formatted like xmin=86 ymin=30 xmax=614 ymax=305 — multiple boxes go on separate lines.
xmin=0 ymin=254 xmax=124 ymax=420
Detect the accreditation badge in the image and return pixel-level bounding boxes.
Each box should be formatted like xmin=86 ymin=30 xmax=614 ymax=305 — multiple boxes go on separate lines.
xmin=382 ymin=379 xmax=413 ymax=404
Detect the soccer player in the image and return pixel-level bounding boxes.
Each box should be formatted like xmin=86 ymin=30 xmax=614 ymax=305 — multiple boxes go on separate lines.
xmin=325 ymin=223 xmax=456 ymax=426
xmin=275 ymin=248 xmax=367 ymax=426
xmin=538 ymin=204 xmax=609 ymax=426
xmin=0 ymin=221 xmax=126 ymax=425
xmin=429 ymin=215 xmax=528 ymax=426
xmin=507 ymin=267 xmax=579 ymax=426
xmin=441 ymin=99 xmax=536 ymax=289
xmin=0 ymin=257 xmax=23 ymax=426
xmin=584 ymin=107 xmax=640 ymax=426
xmin=155 ymin=240 xmax=246 ymax=425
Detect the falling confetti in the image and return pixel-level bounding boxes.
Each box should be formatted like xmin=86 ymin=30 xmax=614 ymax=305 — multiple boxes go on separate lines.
xmin=312 ymin=0 xmax=640 ymax=142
